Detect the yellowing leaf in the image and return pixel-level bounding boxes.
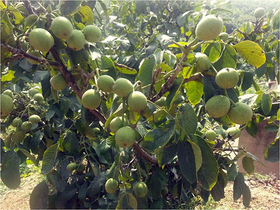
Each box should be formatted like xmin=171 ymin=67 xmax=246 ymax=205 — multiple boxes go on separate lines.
xmin=1 ymin=0 xmax=6 ymax=10
xmin=78 ymin=5 xmax=94 ymax=25
xmin=168 ymin=42 xmax=188 ymax=48
xmin=8 ymin=6 xmax=24 ymax=24
xmin=1 ymin=70 xmax=15 ymax=82
xmin=234 ymin=40 xmax=266 ymax=68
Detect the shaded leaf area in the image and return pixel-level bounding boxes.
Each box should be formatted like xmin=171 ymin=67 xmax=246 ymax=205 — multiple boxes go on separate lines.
xmin=214 ymin=44 xmax=237 ymax=70
xmin=101 ymin=55 xmax=117 ymax=79
xmin=30 ymin=181 xmax=49 ymax=209
xmin=201 ymin=42 xmax=222 ymax=62
xmin=166 ymin=77 xmax=183 ymax=109
xmin=142 ymin=119 xmax=175 ymax=152
xmin=241 ymin=72 xmax=253 ymax=91
xmin=62 ymin=131 xmax=80 ymax=157
xmin=86 ymin=172 xmax=106 ymax=199
xmin=202 ymin=75 xmax=224 ymax=102
xmin=178 ymin=103 xmax=197 ymax=135
xmin=41 ymin=143 xmax=59 ymax=174
xmin=55 ymin=184 xmax=78 ymax=209
xmin=60 ymin=0 xmax=82 ymax=16
xmin=265 ymin=137 xmax=279 ymax=162
xmin=1 ymin=149 xmax=21 ymax=189
xmin=211 ymin=172 xmax=226 ymax=201
xmin=233 ymin=172 xmax=251 ymax=207
xmin=245 ymin=119 xmax=258 ymax=138
xmin=261 ymin=93 xmax=272 ymax=116
xmin=157 ymin=142 xmax=178 ymax=167
xmin=227 ymin=162 xmax=239 ymax=181
xmin=116 ymin=193 xmax=137 ymax=210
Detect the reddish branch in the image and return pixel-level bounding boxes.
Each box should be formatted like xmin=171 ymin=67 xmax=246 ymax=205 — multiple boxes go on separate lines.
xmin=132 ymin=142 xmax=158 ymax=165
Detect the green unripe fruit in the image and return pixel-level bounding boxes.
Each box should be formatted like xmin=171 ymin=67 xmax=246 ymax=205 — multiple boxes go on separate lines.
xmin=227 ymin=102 xmax=253 ymax=125
xmin=24 ymin=14 xmax=38 ymax=28
xmin=85 ymin=126 xmax=96 ymax=139
xmin=12 ymin=118 xmax=23 ymax=127
xmin=115 ymin=126 xmax=135 ymax=148
xmin=215 ymin=68 xmax=239 ymax=89
xmin=67 ymin=29 xmax=85 ymax=51
xmin=1 ymin=94 xmax=14 ymax=117
xmin=205 ymin=130 xmax=216 ymax=141
xmin=134 ymin=182 xmax=148 ymax=198
xmin=29 ymin=28 xmax=54 ymax=52
xmin=195 ymin=53 xmax=212 ymax=72
xmin=51 ymin=16 xmax=73 ymax=40
xmin=29 ymin=115 xmax=41 ymax=123
xmin=254 ymin=7 xmax=266 ymax=19
xmin=97 ymin=75 xmax=115 ymax=92
xmin=50 ymin=74 xmax=68 ymax=91
xmin=113 ymin=78 xmax=134 ymax=98
xmin=105 ymin=178 xmax=118 ymax=194
xmin=29 ymin=88 xmax=40 ymax=97
xmin=109 ymin=116 xmax=129 ymax=134
xmin=21 ymin=121 xmax=32 ymax=131
xmin=195 ymin=15 xmax=223 ymax=41
xmin=226 ymin=127 xmax=241 ymax=139
xmin=26 ymin=49 xmax=42 ymax=64
xmin=67 ymin=163 xmax=77 ymax=172
xmin=77 ymin=164 xmax=85 ymax=173
xmin=12 ymin=131 xmax=25 ymax=143
xmin=33 ymin=93 xmax=44 ymax=102
xmin=219 ymin=32 xmax=229 ymax=41
xmin=83 ymin=25 xmax=101 ymax=43
xmin=128 ymin=91 xmax=147 ymax=112
xmin=205 ymin=95 xmax=230 ymax=118
xmin=3 ymin=89 xmax=13 ymax=98
xmin=81 ymin=89 xmax=101 ymax=110
xmin=155 ymin=96 xmax=166 ymax=107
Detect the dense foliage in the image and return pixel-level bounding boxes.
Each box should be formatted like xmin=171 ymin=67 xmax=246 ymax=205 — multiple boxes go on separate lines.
xmin=1 ymin=0 xmax=279 ymax=209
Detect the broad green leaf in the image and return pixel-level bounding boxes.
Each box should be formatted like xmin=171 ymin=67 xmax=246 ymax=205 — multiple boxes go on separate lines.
xmin=128 ymin=193 xmax=137 ymax=210
xmin=192 ymin=136 xmax=219 ymax=191
xmin=245 ymin=119 xmax=258 ymax=138
xmin=138 ymin=54 xmax=156 ymax=95
xmin=264 ymin=124 xmax=279 ymax=132
xmin=18 ymin=148 xmax=39 ymax=166
xmin=214 ymin=44 xmax=236 ymax=69
xmin=78 ymin=5 xmax=94 ymax=25
xmin=154 ymin=48 xmax=163 ymax=65
xmin=233 ymin=173 xmax=245 ymax=201
xmin=241 ymin=72 xmax=253 ymax=91
xmin=1 ymin=70 xmax=14 ymax=81
xmin=178 ymin=140 xmax=197 ymax=184
xmin=166 ymin=77 xmax=183 ymax=109
xmin=261 ymin=93 xmax=272 ymax=116
xmin=115 ymin=63 xmax=137 ymax=75
xmin=62 ymin=131 xmax=79 ymax=156
xmin=60 ymin=0 xmax=82 ymax=16
xmin=185 ymin=81 xmax=203 ymax=106
xmin=243 ymin=184 xmax=251 ymax=207
xmin=55 ymin=184 xmax=78 ymax=208
xmin=8 ymin=6 xmax=24 ymax=24
xmin=41 ymin=143 xmax=59 ymax=174
xmin=265 ymin=137 xmax=279 ymax=162
xmin=98 ymin=0 xmax=107 ymax=16
xmin=101 ymin=55 xmax=116 ymax=79
xmin=168 ymin=42 xmax=188 ymax=48
xmin=227 ymin=163 xmax=239 ymax=181
xmin=190 ymin=140 xmax=202 ymax=173
xmin=49 ymin=170 xmax=67 ymax=192
xmin=210 ymin=172 xmax=225 ymax=201
xmin=176 ymin=11 xmax=192 ymax=27
xmin=86 ymin=172 xmax=106 ymax=198
xmin=255 ymin=62 xmax=267 ymax=78
xmin=33 ymin=71 xmax=50 ymax=83
xmin=242 ymin=156 xmax=255 ymax=174
xmin=201 ymin=42 xmax=222 ymax=62
xmin=202 ymin=76 xmax=224 ymax=102
xmin=157 ymin=142 xmax=178 ymax=167
xmin=30 ymin=130 xmax=44 ymax=152
xmin=142 ymin=119 xmax=176 ymax=152
xmin=178 ymin=103 xmax=197 ymax=135
xmin=234 ymin=40 xmax=266 ymax=68
xmin=29 ymin=181 xmax=49 ymax=209
xmin=1 ymin=150 xmax=21 ymax=189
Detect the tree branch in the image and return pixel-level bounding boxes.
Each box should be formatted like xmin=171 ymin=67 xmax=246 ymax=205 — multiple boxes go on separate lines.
xmin=23 ymin=0 xmax=36 ymax=15
xmin=132 ymin=143 xmax=158 ymax=165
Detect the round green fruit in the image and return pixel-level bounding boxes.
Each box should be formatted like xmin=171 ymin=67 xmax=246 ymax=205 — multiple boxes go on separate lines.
xmin=81 ymin=89 xmax=101 ymax=110
xmin=254 ymin=7 xmax=265 ymax=19
xmin=205 ymin=130 xmax=216 ymax=141
xmin=29 ymin=88 xmax=40 ymax=97
xmin=226 ymin=127 xmax=241 ymax=139
xmin=12 ymin=131 xmax=25 ymax=143
xmin=155 ymin=96 xmax=166 ymax=107
xmin=51 ymin=16 xmax=73 ymax=40
xmin=227 ymin=102 xmax=253 ymax=125
xmin=195 ymin=15 xmax=223 ymax=41
xmin=128 ymin=91 xmax=147 ymax=112
xmin=1 ymin=94 xmax=14 ymax=117
xmin=50 ymin=73 xmax=68 ymax=91
xmin=97 ymin=75 xmax=115 ymax=92
xmin=67 ymin=163 xmax=77 ymax=172
xmin=115 ymin=126 xmax=135 ymax=148
xmin=219 ymin=32 xmax=229 ymax=41
xmin=113 ymin=78 xmax=134 ymax=98
xmin=33 ymin=93 xmax=44 ymax=102
xmin=27 ymin=49 xmax=42 ymax=64
xmin=29 ymin=28 xmax=54 ymax=52
xmin=215 ymin=68 xmax=239 ymax=89
xmin=109 ymin=116 xmax=129 ymax=134
xmin=3 ymin=89 xmax=13 ymax=98
xmin=67 ymin=29 xmax=85 ymax=51
xmin=12 ymin=118 xmax=23 ymax=127
xmin=105 ymin=178 xmax=118 ymax=194
xmin=29 ymin=115 xmax=41 ymax=123
xmin=85 ymin=126 xmax=96 ymax=139
xmin=205 ymin=95 xmax=230 ymax=118
xmin=83 ymin=25 xmax=101 ymax=43
xmin=21 ymin=121 xmax=32 ymax=131
xmin=134 ymin=182 xmax=148 ymax=198
xmin=77 ymin=164 xmax=85 ymax=173
xmin=195 ymin=53 xmax=212 ymax=72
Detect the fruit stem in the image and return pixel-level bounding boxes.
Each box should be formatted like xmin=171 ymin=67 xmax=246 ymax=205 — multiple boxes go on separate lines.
xmin=224 ymin=89 xmax=236 ymax=105
xmin=211 ymin=65 xmax=218 ymax=74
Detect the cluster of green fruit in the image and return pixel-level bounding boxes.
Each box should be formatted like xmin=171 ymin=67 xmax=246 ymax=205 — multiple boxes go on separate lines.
xmin=205 ymin=68 xmax=253 ymax=125
xmin=66 ymin=162 xmax=86 ymax=174
xmin=105 ymin=178 xmax=148 ymax=198
xmin=205 ymin=127 xmax=241 ymax=142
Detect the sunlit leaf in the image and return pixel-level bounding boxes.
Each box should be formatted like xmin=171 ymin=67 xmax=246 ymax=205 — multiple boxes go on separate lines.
xmin=41 ymin=143 xmax=59 ymax=174
xmin=1 ymin=70 xmax=15 ymax=81
xmin=261 ymin=93 xmax=272 ymax=116
xmin=184 ymin=81 xmax=204 ymax=106
xmin=168 ymin=42 xmax=188 ymax=48
xmin=8 ymin=6 xmax=24 ymax=24
xmin=78 ymin=5 xmax=94 ymax=25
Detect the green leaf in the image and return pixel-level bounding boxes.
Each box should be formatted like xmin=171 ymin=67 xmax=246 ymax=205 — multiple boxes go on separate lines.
xmin=128 ymin=193 xmax=138 ymax=210
xmin=60 ymin=0 xmax=82 ymax=16
xmin=166 ymin=77 xmax=183 ymax=109
xmin=242 ymin=156 xmax=255 ymax=174
xmin=201 ymin=42 xmax=222 ymax=62
xmin=98 ymin=0 xmax=107 ymax=16
xmin=211 ymin=172 xmax=225 ymax=201
xmin=157 ymin=142 xmax=178 ymax=167
xmin=264 ymin=124 xmax=279 ymax=132
xmin=86 ymin=172 xmax=106 ymax=198
xmin=138 ymin=54 xmax=156 ymax=95
xmin=234 ymin=40 xmax=266 ymax=68
xmin=178 ymin=103 xmax=197 ymax=135
xmin=233 ymin=173 xmax=245 ymax=201
xmin=1 ymin=150 xmax=21 ymax=189
xmin=1 ymin=70 xmax=14 ymax=82
xmin=214 ymin=44 xmax=236 ymax=69
xmin=41 ymin=143 xmax=59 ymax=174
xmin=115 ymin=63 xmax=137 ymax=75
xmin=18 ymin=148 xmax=39 ymax=166
xmin=176 ymin=11 xmax=192 ymax=27
xmin=101 ymin=55 xmax=116 ymax=79
xmin=261 ymin=93 xmax=272 ymax=116
xmin=242 ymin=184 xmax=251 ymax=207
xmin=272 ymin=9 xmax=279 ymax=31
xmin=8 ymin=6 xmax=24 ymax=24
xmin=245 ymin=119 xmax=258 ymax=138
xmin=29 ymin=181 xmax=49 ymax=209
xmin=33 ymin=71 xmax=50 ymax=83
xmin=227 ymin=163 xmax=239 ymax=181
xmin=178 ymin=140 xmax=197 ymax=184
xmin=265 ymin=137 xmax=279 ymax=162
xmin=192 ymin=136 xmax=219 ymax=191
xmin=62 ymin=132 xmax=79 ymax=156
xmin=190 ymin=140 xmax=202 ymax=173
xmin=255 ymin=62 xmax=267 ymax=77
xmin=30 ymin=131 xmax=44 ymax=152
xmin=142 ymin=119 xmax=176 ymax=152
xmin=241 ymin=72 xmax=253 ymax=91
xmin=185 ymin=81 xmax=204 ymax=106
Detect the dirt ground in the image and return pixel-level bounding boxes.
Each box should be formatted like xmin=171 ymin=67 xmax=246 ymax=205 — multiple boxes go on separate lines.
xmin=0 ymin=172 xmax=279 ymax=210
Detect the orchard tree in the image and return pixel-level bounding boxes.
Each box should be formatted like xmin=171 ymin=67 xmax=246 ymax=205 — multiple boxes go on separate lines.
xmin=1 ymin=0 xmax=279 ymax=209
